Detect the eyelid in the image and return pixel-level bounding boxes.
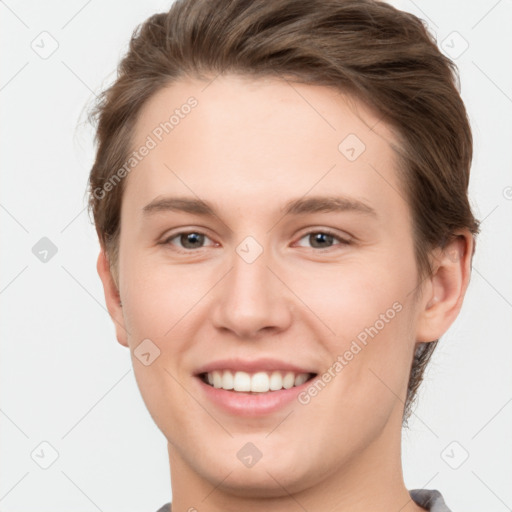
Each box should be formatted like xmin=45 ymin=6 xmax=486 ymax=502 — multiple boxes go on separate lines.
xmin=161 ymin=229 xmax=218 ymax=250
xmin=293 ymin=228 xmax=353 ymax=247
xmin=161 ymin=227 xmax=353 ymax=252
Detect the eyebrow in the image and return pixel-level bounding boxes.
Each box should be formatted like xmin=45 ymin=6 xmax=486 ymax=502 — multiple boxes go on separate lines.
xmin=142 ymin=195 xmax=377 ymax=218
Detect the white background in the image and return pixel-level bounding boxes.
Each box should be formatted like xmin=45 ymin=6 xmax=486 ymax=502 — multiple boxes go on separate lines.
xmin=1 ymin=1 xmax=511 ymax=511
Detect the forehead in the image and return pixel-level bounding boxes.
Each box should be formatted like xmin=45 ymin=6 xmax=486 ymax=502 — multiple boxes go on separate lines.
xmin=124 ymin=74 xmax=407 ymax=220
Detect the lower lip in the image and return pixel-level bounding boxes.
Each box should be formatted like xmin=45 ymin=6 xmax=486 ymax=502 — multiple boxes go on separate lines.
xmin=195 ymin=375 xmax=314 ymax=416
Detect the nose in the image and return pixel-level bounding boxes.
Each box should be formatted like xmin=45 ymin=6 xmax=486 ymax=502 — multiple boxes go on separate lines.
xmin=211 ymin=245 xmax=293 ymax=339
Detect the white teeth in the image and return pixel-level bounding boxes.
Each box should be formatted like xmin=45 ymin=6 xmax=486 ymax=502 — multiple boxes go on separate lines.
xmin=283 ymin=372 xmax=295 ymax=389
xmin=212 ymin=370 xmax=222 ymax=389
xmin=222 ymin=370 xmax=234 ymax=390
xmin=203 ymin=370 xmax=312 ymax=392
xmin=294 ymin=373 xmax=309 ymax=386
xmin=269 ymin=371 xmax=283 ymax=391
xmin=233 ymin=371 xmax=251 ymax=391
xmin=251 ymin=372 xmax=269 ymax=392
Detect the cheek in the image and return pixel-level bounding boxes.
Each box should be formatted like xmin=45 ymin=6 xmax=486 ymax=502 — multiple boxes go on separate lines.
xmin=291 ymin=249 xmax=414 ymax=339
xmin=121 ymin=251 xmax=204 ymax=342
xmin=120 ymin=257 xmax=196 ymax=426
xmin=292 ymin=250 xmax=418 ymax=398
xmin=120 ymin=252 xmax=207 ymax=409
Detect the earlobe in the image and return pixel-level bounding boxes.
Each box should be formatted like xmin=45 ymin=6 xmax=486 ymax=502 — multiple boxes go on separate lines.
xmin=96 ymin=249 xmax=129 ymax=347
xmin=415 ymin=231 xmax=474 ymax=343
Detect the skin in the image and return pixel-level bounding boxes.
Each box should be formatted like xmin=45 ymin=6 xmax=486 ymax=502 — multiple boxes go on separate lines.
xmin=97 ymin=74 xmax=473 ymax=512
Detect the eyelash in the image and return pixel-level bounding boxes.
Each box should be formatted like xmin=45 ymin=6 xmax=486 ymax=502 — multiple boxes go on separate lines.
xmin=161 ymin=229 xmax=352 ymax=253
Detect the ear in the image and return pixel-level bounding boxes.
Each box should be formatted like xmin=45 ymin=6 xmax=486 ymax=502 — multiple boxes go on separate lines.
xmin=416 ymin=230 xmax=475 ymax=343
xmin=96 ymin=248 xmax=129 ymax=347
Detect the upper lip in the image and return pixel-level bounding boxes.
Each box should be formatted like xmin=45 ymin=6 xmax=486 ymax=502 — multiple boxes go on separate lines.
xmin=194 ymin=357 xmax=317 ymax=376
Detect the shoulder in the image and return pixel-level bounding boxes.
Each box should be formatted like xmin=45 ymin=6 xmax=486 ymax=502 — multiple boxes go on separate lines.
xmin=409 ymin=488 xmax=453 ymax=512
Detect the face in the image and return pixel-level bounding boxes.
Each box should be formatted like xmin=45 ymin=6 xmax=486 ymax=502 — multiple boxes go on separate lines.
xmin=99 ymin=74 xmax=447 ymax=497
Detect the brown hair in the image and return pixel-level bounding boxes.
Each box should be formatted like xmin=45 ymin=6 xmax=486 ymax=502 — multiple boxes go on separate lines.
xmin=87 ymin=0 xmax=480 ymax=422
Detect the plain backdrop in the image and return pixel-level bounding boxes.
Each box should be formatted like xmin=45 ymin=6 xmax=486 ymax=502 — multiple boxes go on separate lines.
xmin=1 ymin=1 xmax=511 ymax=511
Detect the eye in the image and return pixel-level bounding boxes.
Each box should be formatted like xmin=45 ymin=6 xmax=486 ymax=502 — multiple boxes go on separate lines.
xmin=162 ymin=231 xmax=217 ymax=251
xmin=161 ymin=229 xmax=351 ymax=252
xmin=295 ymin=230 xmax=351 ymax=250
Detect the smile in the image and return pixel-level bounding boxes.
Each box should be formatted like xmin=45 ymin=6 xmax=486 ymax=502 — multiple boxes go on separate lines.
xmin=200 ymin=370 xmax=317 ymax=393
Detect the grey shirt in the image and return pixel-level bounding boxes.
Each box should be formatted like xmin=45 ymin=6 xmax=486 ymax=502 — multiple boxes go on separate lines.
xmin=155 ymin=488 xmax=452 ymax=511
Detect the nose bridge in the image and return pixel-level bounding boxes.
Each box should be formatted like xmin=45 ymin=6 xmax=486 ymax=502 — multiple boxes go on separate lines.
xmin=212 ymin=236 xmax=292 ymax=337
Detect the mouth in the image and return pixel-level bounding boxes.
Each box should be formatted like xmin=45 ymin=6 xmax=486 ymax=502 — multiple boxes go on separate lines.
xmin=193 ymin=358 xmax=320 ymax=415
xmin=197 ymin=370 xmax=318 ymax=394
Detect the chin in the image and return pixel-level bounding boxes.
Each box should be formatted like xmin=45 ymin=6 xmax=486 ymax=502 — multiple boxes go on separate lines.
xmin=206 ymin=465 xmax=310 ymax=499
xmin=195 ymin=447 xmax=315 ymax=498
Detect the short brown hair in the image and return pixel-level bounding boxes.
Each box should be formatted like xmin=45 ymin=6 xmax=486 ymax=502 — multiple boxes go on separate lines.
xmin=87 ymin=0 xmax=480 ymax=422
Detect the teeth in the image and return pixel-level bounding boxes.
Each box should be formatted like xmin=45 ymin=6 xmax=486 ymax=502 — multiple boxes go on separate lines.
xmin=251 ymin=372 xmax=269 ymax=392
xmin=283 ymin=372 xmax=295 ymax=389
xmin=222 ymin=370 xmax=234 ymax=390
xmin=269 ymin=371 xmax=283 ymax=391
xmin=294 ymin=373 xmax=309 ymax=386
xmin=212 ymin=370 xmax=222 ymax=389
xmin=233 ymin=371 xmax=251 ymax=391
xmin=203 ymin=370 xmax=312 ymax=392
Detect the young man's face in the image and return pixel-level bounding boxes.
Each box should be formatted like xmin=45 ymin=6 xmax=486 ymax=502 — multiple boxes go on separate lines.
xmin=98 ymin=75 xmax=458 ymax=499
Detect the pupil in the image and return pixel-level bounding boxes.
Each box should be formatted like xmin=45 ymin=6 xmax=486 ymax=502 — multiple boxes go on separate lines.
xmin=311 ymin=233 xmax=333 ymax=248
xmin=182 ymin=233 xmax=203 ymax=248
